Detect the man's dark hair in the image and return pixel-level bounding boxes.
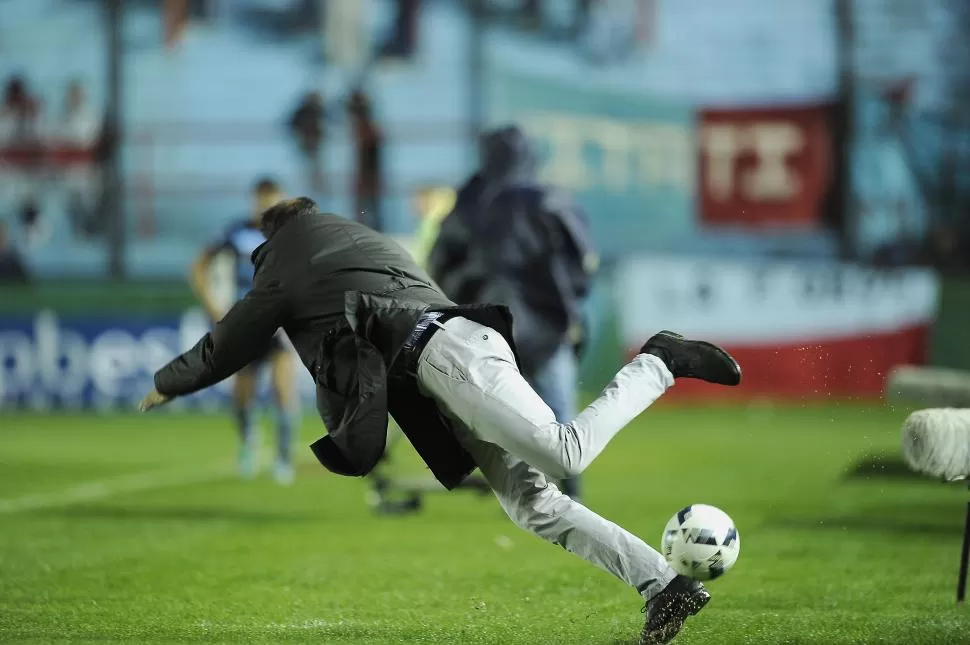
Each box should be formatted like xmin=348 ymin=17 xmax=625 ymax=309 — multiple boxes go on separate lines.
xmin=259 ymin=197 xmax=318 ymax=239
xmin=253 ymin=177 xmax=281 ymax=195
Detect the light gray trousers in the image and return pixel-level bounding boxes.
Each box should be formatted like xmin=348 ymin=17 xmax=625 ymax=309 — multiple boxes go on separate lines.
xmin=415 ymin=316 xmax=677 ymax=599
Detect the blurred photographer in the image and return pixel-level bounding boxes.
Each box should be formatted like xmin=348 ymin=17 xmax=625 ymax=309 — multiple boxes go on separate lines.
xmin=428 ymin=125 xmax=598 ymax=503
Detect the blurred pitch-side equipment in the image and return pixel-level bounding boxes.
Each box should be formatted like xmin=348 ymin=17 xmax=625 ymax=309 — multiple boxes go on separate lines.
xmin=887 ymin=366 xmax=970 ymax=409
xmin=892 ymin=365 xmax=970 ymax=602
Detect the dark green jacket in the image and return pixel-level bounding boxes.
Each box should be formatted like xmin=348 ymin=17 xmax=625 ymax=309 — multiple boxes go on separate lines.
xmin=154 ymin=211 xmax=518 ymax=488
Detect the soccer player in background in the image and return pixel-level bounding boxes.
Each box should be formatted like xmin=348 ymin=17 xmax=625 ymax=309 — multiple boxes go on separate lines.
xmin=189 ymin=177 xmax=299 ymax=484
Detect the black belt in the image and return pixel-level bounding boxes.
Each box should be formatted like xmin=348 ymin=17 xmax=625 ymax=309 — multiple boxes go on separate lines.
xmin=394 ymin=310 xmax=457 ymax=376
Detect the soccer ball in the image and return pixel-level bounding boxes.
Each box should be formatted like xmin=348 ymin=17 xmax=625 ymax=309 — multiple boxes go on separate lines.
xmin=661 ymin=504 xmax=740 ymax=581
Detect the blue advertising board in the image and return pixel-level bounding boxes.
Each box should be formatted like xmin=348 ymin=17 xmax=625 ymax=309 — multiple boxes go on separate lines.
xmin=0 ymin=308 xmax=318 ymax=412
xmin=0 ymin=290 xmax=625 ymax=411
xmin=489 ymin=69 xmax=697 ymax=257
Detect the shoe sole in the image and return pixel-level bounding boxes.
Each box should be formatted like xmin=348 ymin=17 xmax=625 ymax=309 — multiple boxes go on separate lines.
xmin=685 ymin=589 xmax=712 ymax=616
xmin=641 ymin=590 xmax=712 ymax=645
xmin=656 ymin=331 xmax=743 ymax=387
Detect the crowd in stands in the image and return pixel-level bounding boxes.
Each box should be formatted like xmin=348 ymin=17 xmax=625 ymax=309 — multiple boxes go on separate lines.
xmin=1 ymin=75 xmax=103 ymax=162
xmin=476 ymin=0 xmax=655 ymax=64
xmin=286 ymin=87 xmax=384 ymax=231
xmin=0 ymin=74 xmax=106 ymax=257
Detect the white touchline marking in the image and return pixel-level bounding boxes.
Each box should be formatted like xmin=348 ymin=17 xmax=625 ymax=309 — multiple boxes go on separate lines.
xmin=197 ymin=620 xmax=338 ymax=632
xmin=0 ymin=463 xmax=236 ymax=514
xmin=261 ymin=620 xmax=334 ymax=630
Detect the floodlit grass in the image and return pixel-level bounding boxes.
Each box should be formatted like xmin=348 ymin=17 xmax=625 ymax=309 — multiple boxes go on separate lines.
xmin=1 ymin=403 xmax=968 ymax=644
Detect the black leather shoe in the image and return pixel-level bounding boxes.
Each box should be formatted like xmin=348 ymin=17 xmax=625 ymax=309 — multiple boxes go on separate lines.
xmin=640 ymin=331 xmax=741 ymax=386
xmin=640 ymin=575 xmax=711 ymax=645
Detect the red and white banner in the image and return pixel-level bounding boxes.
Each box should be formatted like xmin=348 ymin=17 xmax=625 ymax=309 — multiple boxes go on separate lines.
xmin=616 ymin=256 xmax=940 ymax=399
xmin=698 ymin=104 xmax=834 ymax=228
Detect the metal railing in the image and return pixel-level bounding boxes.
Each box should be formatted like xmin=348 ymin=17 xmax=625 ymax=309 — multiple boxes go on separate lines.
xmin=124 ymin=119 xmax=474 ymax=238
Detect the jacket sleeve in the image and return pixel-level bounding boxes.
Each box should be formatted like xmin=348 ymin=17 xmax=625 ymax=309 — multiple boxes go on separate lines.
xmin=154 ymin=270 xmax=288 ymax=397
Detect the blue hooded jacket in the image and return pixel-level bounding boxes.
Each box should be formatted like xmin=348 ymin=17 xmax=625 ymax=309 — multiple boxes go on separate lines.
xmin=427 ymin=125 xmax=596 ymax=375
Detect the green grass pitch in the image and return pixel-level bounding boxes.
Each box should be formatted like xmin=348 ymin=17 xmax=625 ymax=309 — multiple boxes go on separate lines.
xmin=2 ymin=403 xmax=969 ymax=644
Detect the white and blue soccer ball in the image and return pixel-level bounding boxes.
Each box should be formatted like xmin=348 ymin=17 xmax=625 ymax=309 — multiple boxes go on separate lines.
xmin=661 ymin=504 xmax=740 ymax=581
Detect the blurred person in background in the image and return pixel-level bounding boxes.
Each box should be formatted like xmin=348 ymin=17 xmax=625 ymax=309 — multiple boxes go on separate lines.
xmin=570 ymin=0 xmax=594 ymax=39
xmin=411 ymin=185 xmax=457 ymax=268
xmin=635 ymin=0 xmax=656 ymax=50
xmin=347 ymin=89 xmax=383 ymax=232
xmin=18 ymin=198 xmax=48 ymax=249
xmin=287 ymin=91 xmax=327 ymax=194
xmin=189 ymin=178 xmax=300 ymax=484
xmin=424 ymin=166 xmax=486 ymax=304
xmin=53 ymin=80 xmax=105 ymax=238
xmin=0 ymin=220 xmax=28 ymax=283
xmin=55 ymin=80 xmax=102 ymax=154
xmin=379 ymin=0 xmax=421 ymax=61
xmin=427 ymin=125 xmax=597 ymax=504
xmin=163 ymin=0 xmax=189 ymax=49
xmin=0 ymin=75 xmax=41 ymax=144
xmin=520 ymin=0 xmax=541 ymax=31
xmin=582 ymin=0 xmax=643 ymax=64
xmin=2 ymin=76 xmax=43 ymax=244
xmin=322 ymin=0 xmax=371 ymax=68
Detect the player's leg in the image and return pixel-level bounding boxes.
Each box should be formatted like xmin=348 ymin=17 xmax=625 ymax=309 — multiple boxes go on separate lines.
xmin=418 ymin=317 xmax=670 ymax=480
xmin=417 ymin=317 xmax=739 ymax=480
xmin=232 ymin=364 xmax=260 ymax=478
xmin=530 ymin=343 xmax=582 ymax=501
xmin=269 ymin=345 xmax=299 ymax=485
xmin=455 ymin=427 xmax=709 ymax=645
xmin=455 ymin=425 xmax=675 ymax=597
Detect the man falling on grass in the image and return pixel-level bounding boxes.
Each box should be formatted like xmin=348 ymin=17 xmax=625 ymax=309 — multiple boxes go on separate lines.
xmin=139 ymin=197 xmax=742 ymax=645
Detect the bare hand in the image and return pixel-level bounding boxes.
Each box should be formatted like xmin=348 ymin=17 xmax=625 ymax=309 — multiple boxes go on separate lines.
xmin=138 ymin=388 xmax=172 ymax=412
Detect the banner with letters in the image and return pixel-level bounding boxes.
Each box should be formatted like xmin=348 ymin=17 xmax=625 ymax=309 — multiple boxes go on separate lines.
xmin=490 ymin=69 xmax=841 ymax=247
xmin=0 ymin=308 xmax=318 ymax=412
xmin=490 ymin=70 xmax=696 ymax=256
xmin=615 ymin=256 xmax=940 ymax=399
xmin=697 ymin=104 xmax=834 ymax=229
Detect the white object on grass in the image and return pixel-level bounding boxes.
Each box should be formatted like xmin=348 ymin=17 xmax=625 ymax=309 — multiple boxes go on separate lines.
xmin=902 ymin=408 xmax=970 ymax=482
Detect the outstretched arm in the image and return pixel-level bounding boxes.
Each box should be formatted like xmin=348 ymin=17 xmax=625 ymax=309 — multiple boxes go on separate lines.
xmin=140 ymin=271 xmax=287 ymax=410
